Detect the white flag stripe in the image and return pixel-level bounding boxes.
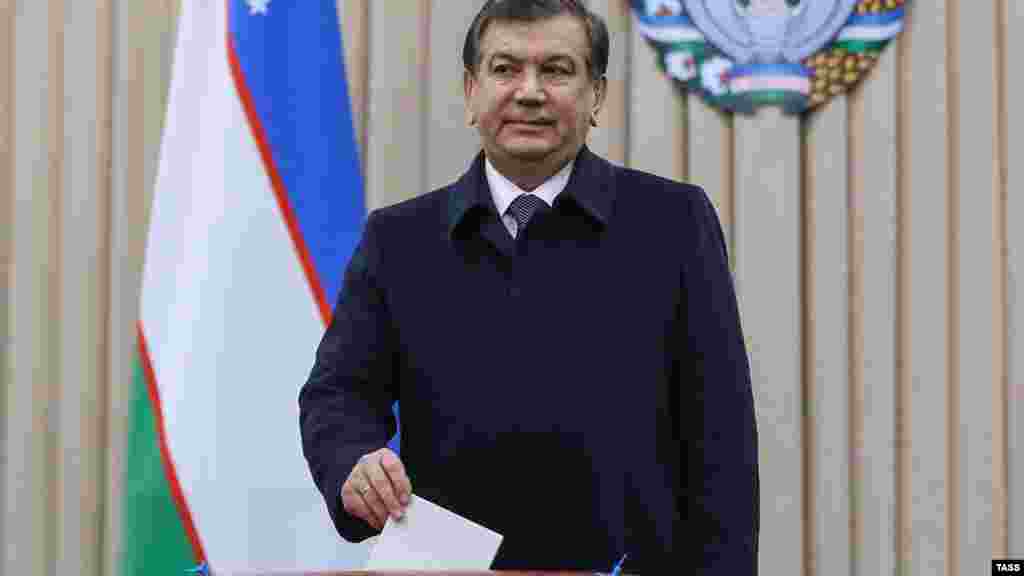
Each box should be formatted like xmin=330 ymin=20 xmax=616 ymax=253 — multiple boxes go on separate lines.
xmin=837 ymin=22 xmax=903 ymax=42
xmin=140 ymin=0 xmax=368 ymax=570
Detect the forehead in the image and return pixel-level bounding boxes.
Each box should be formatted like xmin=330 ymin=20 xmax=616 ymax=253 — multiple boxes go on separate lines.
xmin=478 ymin=14 xmax=590 ymax=61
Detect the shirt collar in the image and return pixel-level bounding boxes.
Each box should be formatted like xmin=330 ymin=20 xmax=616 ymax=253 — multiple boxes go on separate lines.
xmin=485 ymin=155 xmax=574 ymax=217
xmin=448 ymin=145 xmax=616 ymax=240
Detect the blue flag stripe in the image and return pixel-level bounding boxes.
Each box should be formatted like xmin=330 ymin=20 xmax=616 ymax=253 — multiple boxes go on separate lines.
xmin=229 ymin=0 xmax=364 ymax=310
xmin=846 ymin=6 xmax=905 ymax=27
xmin=228 ymin=1 xmax=400 ymax=452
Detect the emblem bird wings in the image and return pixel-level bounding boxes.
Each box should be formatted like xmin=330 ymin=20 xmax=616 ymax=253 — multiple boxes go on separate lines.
xmin=683 ymin=0 xmax=859 ymax=63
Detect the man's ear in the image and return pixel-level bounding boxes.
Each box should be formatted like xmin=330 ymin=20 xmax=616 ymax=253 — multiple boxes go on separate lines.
xmin=590 ymin=75 xmax=608 ymax=127
xmin=463 ymin=68 xmax=478 ymax=126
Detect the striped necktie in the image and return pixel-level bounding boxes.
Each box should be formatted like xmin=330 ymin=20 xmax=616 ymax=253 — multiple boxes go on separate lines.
xmin=506 ymin=193 xmax=546 ymax=236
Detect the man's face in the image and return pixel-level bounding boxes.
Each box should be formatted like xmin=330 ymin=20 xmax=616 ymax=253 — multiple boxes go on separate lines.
xmin=464 ymin=14 xmax=605 ymax=169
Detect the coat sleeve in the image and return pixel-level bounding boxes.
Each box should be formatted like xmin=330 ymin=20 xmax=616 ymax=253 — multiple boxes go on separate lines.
xmin=679 ymin=187 xmax=759 ymax=574
xmin=298 ymin=210 xmax=399 ymax=542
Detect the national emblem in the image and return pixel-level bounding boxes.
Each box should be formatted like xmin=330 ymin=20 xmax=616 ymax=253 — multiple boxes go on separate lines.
xmin=631 ymin=0 xmax=908 ymax=114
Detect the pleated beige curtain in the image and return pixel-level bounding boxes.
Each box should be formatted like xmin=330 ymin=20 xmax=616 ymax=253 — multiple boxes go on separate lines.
xmin=1 ymin=1 xmax=1021 ymax=575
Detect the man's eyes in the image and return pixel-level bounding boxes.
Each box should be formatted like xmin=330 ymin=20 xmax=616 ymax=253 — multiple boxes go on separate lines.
xmin=489 ymin=63 xmax=574 ymax=77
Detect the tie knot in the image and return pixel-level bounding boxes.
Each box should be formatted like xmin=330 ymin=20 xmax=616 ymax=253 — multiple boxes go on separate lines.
xmin=507 ymin=193 xmax=547 ymax=231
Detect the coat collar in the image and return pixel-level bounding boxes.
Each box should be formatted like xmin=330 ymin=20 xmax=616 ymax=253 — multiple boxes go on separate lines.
xmin=447 ymin=145 xmax=617 ymax=241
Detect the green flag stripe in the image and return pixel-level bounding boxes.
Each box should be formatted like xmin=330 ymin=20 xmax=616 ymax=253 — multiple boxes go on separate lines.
xmin=120 ymin=326 xmax=206 ymax=574
xmin=835 ymin=39 xmax=887 ymax=53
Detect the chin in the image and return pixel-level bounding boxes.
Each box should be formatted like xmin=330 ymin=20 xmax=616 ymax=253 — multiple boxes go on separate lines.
xmin=499 ymin=142 xmax=557 ymax=162
xmin=507 ymin=150 xmax=553 ymax=162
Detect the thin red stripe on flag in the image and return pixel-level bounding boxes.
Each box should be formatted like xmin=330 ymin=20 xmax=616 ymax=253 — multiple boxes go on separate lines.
xmin=225 ymin=7 xmax=332 ymax=326
xmin=136 ymin=322 xmax=209 ymax=565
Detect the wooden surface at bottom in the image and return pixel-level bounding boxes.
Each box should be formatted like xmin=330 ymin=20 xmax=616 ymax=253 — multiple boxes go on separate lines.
xmin=219 ymin=571 xmax=636 ymax=575
xmin=220 ymin=572 xmax=634 ymax=576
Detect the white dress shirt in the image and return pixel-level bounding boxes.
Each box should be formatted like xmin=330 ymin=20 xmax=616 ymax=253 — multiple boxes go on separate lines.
xmin=484 ymin=157 xmax=575 ymax=239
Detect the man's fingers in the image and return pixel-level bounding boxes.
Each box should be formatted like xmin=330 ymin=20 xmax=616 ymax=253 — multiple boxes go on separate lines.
xmin=379 ymin=450 xmax=412 ymax=505
xmin=342 ymin=448 xmax=412 ymax=530
xmin=341 ymin=481 xmax=382 ymax=530
xmin=357 ymin=467 xmax=394 ymax=524
xmin=358 ymin=487 xmax=387 ymax=529
xmin=363 ymin=454 xmax=405 ymax=520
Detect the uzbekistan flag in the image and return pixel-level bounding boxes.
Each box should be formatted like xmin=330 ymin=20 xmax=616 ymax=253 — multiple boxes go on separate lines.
xmin=726 ymin=62 xmax=813 ymax=109
xmin=122 ymin=0 xmax=380 ymax=573
xmin=836 ymin=6 xmax=906 ymax=52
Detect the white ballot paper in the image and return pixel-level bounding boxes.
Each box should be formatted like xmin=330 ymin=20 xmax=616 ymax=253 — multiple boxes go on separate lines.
xmin=365 ymin=494 xmax=503 ymax=571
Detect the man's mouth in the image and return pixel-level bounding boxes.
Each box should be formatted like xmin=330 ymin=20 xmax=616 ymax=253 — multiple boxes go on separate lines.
xmin=506 ymin=119 xmax=554 ymax=127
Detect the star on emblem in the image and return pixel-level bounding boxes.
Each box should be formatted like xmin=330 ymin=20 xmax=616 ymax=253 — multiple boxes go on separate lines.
xmin=246 ymin=0 xmax=270 ymax=15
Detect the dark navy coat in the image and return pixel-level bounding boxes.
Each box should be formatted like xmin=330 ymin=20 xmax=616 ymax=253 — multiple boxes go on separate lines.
xmin=299 ymin=146 xmax=759 ymax=574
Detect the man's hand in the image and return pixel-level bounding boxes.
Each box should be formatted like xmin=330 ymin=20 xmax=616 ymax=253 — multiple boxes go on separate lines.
xmin=341 ymin=448 xmax=412 ymax=531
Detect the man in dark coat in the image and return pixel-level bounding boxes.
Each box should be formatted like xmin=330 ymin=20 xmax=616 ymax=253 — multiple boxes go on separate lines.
xmin=299 ymin=0 xmax=759 ymax=572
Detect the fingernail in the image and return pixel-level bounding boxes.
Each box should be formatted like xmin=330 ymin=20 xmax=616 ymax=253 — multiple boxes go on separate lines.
xmin=392 ymin=509 xmax=404 ymax=520
xmin=400 ymin=494 xmax=410 ymax=505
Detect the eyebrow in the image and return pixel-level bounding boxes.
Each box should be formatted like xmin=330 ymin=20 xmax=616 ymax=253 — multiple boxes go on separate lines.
xmin=487 ymin=52 xmax=576 ymax=65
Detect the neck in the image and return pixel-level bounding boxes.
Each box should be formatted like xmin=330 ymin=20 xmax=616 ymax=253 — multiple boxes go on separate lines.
xmin=487 ymin=148 xmax=579 ymax=191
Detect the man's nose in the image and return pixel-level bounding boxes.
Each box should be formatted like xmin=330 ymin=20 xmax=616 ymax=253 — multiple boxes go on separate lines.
xmin=514 ymin=70 xmax=547 ymax=104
